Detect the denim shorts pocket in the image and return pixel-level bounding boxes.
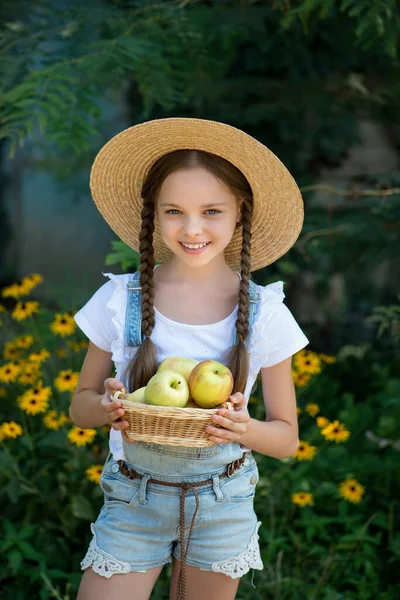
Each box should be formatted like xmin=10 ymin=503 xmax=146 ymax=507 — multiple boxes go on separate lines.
xmin=100 ymin=473 xmax=141 ymax=507
xmin=220 ymin=463 xmax=258 ymax=502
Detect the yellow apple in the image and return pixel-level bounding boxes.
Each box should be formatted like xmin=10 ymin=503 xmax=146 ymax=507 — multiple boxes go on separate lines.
xmin=125 ymin=386 xmax=146 ymax=403
xmin=145 ymin=370 xmax=190 ymax=407
xmin=188 ymin=360 xmax=234 ymax=408
xmin=157 ymin=356 xmax=199 ymax=383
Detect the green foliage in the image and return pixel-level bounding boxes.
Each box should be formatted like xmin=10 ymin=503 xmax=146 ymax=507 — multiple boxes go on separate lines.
xmin=367 ymin=304 xmax=400 ymax=344
xmin=105 ymin=240 xmax=140 ymax=272
xmin=1 ymin=0 xmax=399 ymax=164
xmin=0 ymin=281 xmax=109 ymax=599
xmin=245 ymin=347 xmax=400 ymax=599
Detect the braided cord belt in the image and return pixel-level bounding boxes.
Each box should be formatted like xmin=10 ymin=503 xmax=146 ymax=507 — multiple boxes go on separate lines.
xmin=117 ymin=453 xmax=248 ymax=600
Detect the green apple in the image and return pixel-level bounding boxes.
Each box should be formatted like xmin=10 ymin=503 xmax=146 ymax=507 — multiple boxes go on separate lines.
xmin=145 ymin=370 xmax=190 ymax=407
xmin=125 ymin=386 xmax=147 ymax=403
xmin=157 ymin=356 xmax=199 ymax=383
xmin=188 ymin=360 xmax=234 ymax=408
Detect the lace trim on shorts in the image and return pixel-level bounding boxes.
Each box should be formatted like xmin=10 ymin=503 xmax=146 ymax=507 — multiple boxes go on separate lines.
xmin=211 ymin=521 xmax=263 ymax=579
xmin=81 ymin=523 xmax=132 ymax=578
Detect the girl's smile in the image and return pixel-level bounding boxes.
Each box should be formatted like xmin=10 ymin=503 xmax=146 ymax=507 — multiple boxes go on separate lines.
xmin=179 ymin=241 xmax=211 ymax=254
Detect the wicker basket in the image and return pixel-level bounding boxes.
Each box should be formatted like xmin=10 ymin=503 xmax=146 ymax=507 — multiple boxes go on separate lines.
xmin=112 ymin=390 xmax=233 ymax=447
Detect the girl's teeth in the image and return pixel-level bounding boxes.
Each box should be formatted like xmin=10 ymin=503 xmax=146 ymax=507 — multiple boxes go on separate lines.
xmin=182 ymin=243 xmax=208 ymax=249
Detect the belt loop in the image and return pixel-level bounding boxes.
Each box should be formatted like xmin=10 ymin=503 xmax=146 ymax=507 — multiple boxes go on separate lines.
xmin=212 ymin=474 xmax=223 ymax=502
xmin=139 ymin=474 xmax=151 ymax=504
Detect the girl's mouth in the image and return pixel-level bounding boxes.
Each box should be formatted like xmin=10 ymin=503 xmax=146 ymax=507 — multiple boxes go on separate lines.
xmin=179 ymin=242 xmax=211 ymax=255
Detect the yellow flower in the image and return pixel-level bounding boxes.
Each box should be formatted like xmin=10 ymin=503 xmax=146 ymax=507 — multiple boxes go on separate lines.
xmin=80 ymin=340 xmax=89 ymax=349
xmin=0 ymin=421 xmax=23 ymax=440
xmin=15 ymin=335 xmax=34 ymax=349
xmin=54 ymin=369 xmax=80 ymax=393
xmin=0 ymin=303 xmax=6 ymax=312
xmin=50 ymin=313 xmax=76 ymax=337
xmin=18 ymin=382 xmax=52 ymax=415
xmin=3 ymin=342 xmax=22 ymax=361
xmin=2 ymin=283 xmax=26 ymax=299
xmin=27 ymin=273 xmax=44 ymax=285
xmin=305 ymin=403 xmax=320 ymax=417
xmin=21 ymin=273 xmax=44 ymax=293
xmin=321 ymin=420 xmax=350 ymax=443
xmin=18 ymin=362 xmax=41 ymax=385
xmin=292 ymin=440 xmax=317 ymax=461
xmin=86 ymin=464 xmax=103 ymax=484
xmin=296 ymin=407 xmax=301 ymax=415
xmin=292 ymin=371 xmax=312 ymax=387
xmin=316 ymin=416 xmax=330 ymax=428
xmin=68 ymin=427 xmax=96 ymax=447
xmin=0 ymin=362 xmax=21 ymax=383
xmin=12 ymin=301 xmax=40 ymax=321
xmin=56 ymin=348 xmax=67 ymax=358
xmin=339 ymin=479 xmax=365 ymax=504
xmin=58 ymin=412 xmax=71 ymax=426
xmin=320 ymin=353 xmax=337 ymax=364
xmin=28 ymin=349 xmax=50 ymax=364
xmin=18 ymin=394 xmax=49 ymax=415
xmin=292 ymin=492 xmax=314 ymax=507
xmin=293 ymin=350 xmax=321 ymax=375
xmin=43 ymin=410 xmax=61 ymax=430
xmin=0 ymin=387 xmax=6 ymax=398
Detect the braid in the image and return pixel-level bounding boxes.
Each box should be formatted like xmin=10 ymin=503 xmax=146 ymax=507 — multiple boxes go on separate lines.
xmin=125 ymin=198 xmax=158 ymax=392
xmin=227 ymin=199 xmax=253 ymax=394
xmin=235 ymin=200 xmax=252 ymax=344
xmin=139 ymin=201 xmax=156 ymax=338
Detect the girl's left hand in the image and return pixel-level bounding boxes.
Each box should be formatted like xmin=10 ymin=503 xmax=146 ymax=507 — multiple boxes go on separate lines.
xmin=205 ymin=392 xmax=250 ymax=444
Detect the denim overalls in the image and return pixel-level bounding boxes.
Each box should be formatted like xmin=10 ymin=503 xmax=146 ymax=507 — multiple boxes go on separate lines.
xmin=81 ymin=271 xmax=264 ymax=590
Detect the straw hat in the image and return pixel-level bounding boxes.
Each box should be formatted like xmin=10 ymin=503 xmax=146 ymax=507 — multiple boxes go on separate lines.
xmin=90 ymin=118 xmax=304 ymax=272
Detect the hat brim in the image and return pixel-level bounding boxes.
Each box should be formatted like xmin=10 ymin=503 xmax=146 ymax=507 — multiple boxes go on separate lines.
xmin=90 ymin=118 xmax=304 ymax=272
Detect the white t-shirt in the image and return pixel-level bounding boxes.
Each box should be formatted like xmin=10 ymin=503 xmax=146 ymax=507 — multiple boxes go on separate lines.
xmin=74 ymin=270 xmax=309 ymax=461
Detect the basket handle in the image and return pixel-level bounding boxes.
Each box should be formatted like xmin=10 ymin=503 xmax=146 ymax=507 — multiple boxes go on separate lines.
xmin=111 ymin=389 xmax=126 ymax=401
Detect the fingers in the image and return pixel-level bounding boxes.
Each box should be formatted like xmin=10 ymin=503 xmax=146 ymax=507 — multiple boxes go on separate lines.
xmin=121 ymin=429 xmax=135 ymax=444
xmin=102 ymin=378 xmax=128 ymax=429
xmin=215 ymin=407 xmax=249 ymax=423
xmin=206 ymin=398 xmax=249 ymax=443
xmin=229 ymin=393 xmax=246 ymax=410
xmin=104 ymin=378 xmax=125 ymax=399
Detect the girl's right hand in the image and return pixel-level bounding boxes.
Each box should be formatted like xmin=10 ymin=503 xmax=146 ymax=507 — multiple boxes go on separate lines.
xmin=101 ymin=378 xmax=129 ymax=432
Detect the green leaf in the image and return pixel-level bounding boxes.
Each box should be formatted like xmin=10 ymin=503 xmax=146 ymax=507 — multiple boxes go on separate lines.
xmin=71 ymin=495 xmax=96 ymax=521
xmin=9 ymin=549 xmax=23 ymax=573
xmin=4 ymin=477 xmax=21 ymax=504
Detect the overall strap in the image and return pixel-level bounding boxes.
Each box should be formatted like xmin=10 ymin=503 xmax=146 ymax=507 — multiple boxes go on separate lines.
xmin=233 ymin=279 xmax=261 ymax=348
xmin=125 ymin=271 xmax=143 ymax=347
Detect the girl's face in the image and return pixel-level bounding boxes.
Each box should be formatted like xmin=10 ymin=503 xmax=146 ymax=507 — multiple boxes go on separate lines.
xmin=156 ymin=167 xmax=242 ymax=268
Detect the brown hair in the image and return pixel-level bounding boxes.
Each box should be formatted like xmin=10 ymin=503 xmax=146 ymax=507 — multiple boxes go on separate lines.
xmin=125 ymin=149 xmax=253 ymax=395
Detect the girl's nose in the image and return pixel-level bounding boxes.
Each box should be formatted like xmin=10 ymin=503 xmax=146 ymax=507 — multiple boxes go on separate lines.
xmin=182 ymin=217 xmax=203 ymax=237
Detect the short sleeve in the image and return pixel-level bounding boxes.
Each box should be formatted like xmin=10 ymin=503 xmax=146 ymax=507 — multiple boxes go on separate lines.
xmin=261 ymin=302 xmax=309 ymax=368
xmin=74 ymin=280 xmax=118 ymax=352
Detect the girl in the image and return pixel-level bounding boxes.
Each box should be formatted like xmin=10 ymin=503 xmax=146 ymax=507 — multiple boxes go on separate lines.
xmin=70 ymin=118 xmax=309 ymax=600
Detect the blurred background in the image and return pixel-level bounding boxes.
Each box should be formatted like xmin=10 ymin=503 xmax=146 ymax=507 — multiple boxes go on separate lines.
xmin=0 ymin=1 xmax=399 ymax=599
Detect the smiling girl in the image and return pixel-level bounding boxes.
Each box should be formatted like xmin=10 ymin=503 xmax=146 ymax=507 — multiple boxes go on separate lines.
xmin=70 ymin=118 xmax=309 ymax=600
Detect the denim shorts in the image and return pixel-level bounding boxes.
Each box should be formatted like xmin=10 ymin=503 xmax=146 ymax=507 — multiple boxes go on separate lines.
xmin=81 ymin=440 xmax=263 ymax=579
